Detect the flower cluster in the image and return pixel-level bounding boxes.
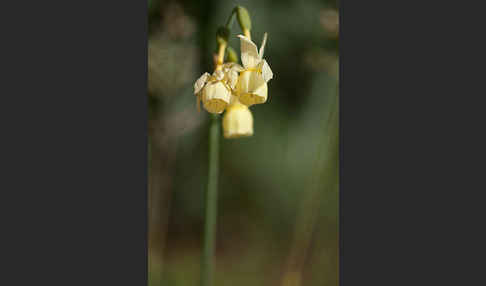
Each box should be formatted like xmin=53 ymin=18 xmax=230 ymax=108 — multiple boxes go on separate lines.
xmin=194 ymin=33 xmax=273 ymax=139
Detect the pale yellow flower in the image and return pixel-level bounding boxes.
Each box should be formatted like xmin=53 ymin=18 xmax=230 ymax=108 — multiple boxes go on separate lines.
xmin=194 ymin=70 xmax=228 ymax=114
xmin=236 ymin=33 xmax=273 ymax=107
xmin=194 ymin=63 xmax=245 ymax=114
xmin=222 ymin=100 xmax=253 ymax=139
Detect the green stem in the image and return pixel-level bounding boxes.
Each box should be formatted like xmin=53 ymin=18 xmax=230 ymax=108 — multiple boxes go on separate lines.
xmin=201 ymin=114 xmax=220 ymax=286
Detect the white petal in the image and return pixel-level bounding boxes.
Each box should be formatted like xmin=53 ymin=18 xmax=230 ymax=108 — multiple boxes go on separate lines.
xmin=222 ymin=63 xmax=244 ymax=90
xmin=238 ymin=35 xmax=260 ymax=69
xmin=213 ymin=70 xmax=225 ymax=81
xmin=259 ymin=33 xmax=268 ymax=59
xmin=228 ymin=70 xmax=239 ymax=89
xmin=261 ymin=59 xmax=273 ymax=82
xmin=194 ymin=72 xmax=210 ymax=94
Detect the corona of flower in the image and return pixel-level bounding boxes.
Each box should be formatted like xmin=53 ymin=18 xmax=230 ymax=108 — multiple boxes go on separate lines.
xmin=194 ymin=64 xmax=243 ymax=114
xmin=222 ymin=100 xmax=253 ymax=138
xmin=236 ymin=33 xmax=273 ymax=107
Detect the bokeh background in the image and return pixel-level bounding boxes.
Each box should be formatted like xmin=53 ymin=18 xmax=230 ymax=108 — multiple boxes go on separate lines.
xmin=148 ymin=0 xmax=339 ymax=285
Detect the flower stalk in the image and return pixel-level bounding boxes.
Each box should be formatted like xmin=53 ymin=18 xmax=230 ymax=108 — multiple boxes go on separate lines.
xmin=201 ymin=11 xmax=230 ymax=286
xmin=201 ymin=113 xmax=220 ymax=286
xmin=243 ymin=28 xmax=251 ymax=39
xmin=198 ymin=5 xmax=272 ymax=285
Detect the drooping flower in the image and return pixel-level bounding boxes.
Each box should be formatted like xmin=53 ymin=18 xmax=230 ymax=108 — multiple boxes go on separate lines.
xmin=222 ymin=100 xmax=253 ymax=138
xmin=236 ymin=33 xmax=273 ymax=107
xmin=194 ymin=70 xmax=230 ymax=114
xmin=194 ymin=64 xmax=244 ymax=114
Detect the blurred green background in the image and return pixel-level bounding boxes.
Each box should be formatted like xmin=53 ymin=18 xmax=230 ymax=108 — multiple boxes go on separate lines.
xmin=148 ymin=0 xmax=339 ymax=285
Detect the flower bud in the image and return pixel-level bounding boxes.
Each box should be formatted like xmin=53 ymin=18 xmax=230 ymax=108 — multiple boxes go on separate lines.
xmin=202 ymin=81 xmax=231 ymax=114
xmin=237 ymin=70 xmax=267 ymax=106
xmin=222 ymin=101 xmax=253 ymax=138
xmin=216 ymin=26 xmax=230 ymax=45
xmin=234 ymin=6 xmax=252 ymax=31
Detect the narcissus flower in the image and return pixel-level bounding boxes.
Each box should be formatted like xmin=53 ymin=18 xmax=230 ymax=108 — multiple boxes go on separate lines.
xmin=236 ymin=33 xmax=273 ymax=107
xmin=194 ymin=64 xmax=243 ymax=114
xmin=192 ymin=25 xmax=273 ymax=139
xmin=222 ymin=100 xmax=253 ymax=138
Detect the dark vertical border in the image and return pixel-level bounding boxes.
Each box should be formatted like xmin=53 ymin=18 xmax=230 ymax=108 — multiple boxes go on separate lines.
xmin=1 ymin=1 xmax=147 ymax=285
xmin=340 ymin=0 xmax=485 ymax=285
xmin=338 ymin=0 xmax=343 ymax=283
